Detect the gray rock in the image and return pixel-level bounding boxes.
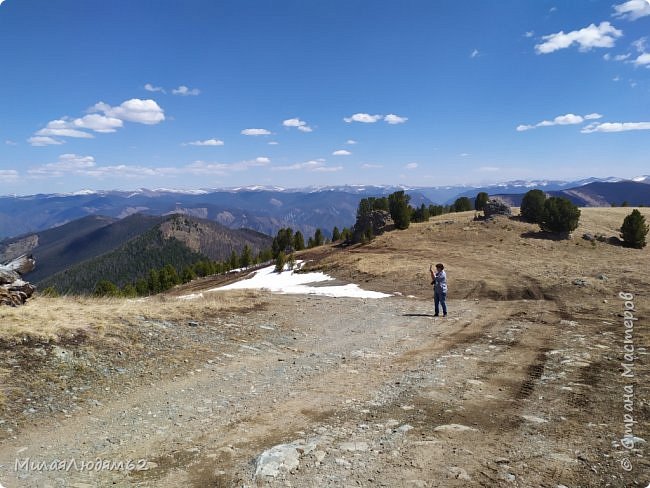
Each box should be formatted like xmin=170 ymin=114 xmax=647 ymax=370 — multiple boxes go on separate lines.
xmin=484 ymin=199 xmax=512 ymax=218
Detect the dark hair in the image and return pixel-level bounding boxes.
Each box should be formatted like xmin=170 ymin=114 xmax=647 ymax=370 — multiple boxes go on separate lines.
xmin=435 ymin=263 xmax=444 ymax=270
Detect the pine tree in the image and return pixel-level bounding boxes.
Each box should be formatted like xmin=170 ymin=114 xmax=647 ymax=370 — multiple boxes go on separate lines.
xmin=332 ymin=226 xmax=341 ymax=241
xmin=521 ymin=189 xmax=546 ymax=223
xmin=621 ymin=209 xmax=648 ymax=249
xmin=539 ymin=197 xmax=580 ymax=234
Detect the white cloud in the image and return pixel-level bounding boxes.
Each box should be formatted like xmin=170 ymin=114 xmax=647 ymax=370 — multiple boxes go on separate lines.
xmin=343 ymin=113 xmax=383 ymax=123
xmin=91 ymin=99 xmax=165 ymax=125
xmin=282 ymin=118 xmax=313 ymax=132
xmin=28 ymin=136 xmax=64 ymax=146
xmin=332 ymin=149 xmax=351 ymax=156
xmin=268 ymin=141 xmax=279 ymax=145
xmin=361 ymin=163 xmax=383 ymax=169
xmin=384 ymin=114 xmax=408 ymax=124
xmin=346 ymin=139 xmax=357 ymax=145
xmin=405 ymin=162 xmax=418 ymax=169
xmin=185 ymin=157 xmax=270 ymax=175
xmin=144 ymin=83 xmax=166 ymax=94
xmin=525 ymin=31 xmax=535 ymax=38
xmin=273 ymin=159 xmax=340 ymax=172
xmin=632 ymin=37 xmax=648 ymax=52
xmin=633 ymin=52 xmax=650 ymax=66
xmin=36 ymin=119 xmax=94 ymax=139
xmin=28 ymin=154 xmax=96 ymax=176
xmin=535 ymin=22 xmax=623 ymax=54
xmin=0 ymin=170 xmax=18 ymax=180
xmin=241 ymin=128 xmax=271 ymax=136
xmin=613 ymin=0 xmax=650 ymax=20
xmin=5 ymin=140 xmax=17 ymax=146
xmin=82 ymin=164 xmax=165 ymax=178
xmin=470 ymin=49 xmax=479 ymax=58
xmin=517 ymin=112 xmax=601 ymax=131
xmin=313 ymin=165 xmax=343 ymax=173
xmin=460 ymin=153 xmax=470 ymax=157
xmin=581 ymin=121 xmax=650 ymax=133
xmin=172 ymin=85 xmax=200 ymax=96
xmin=72 ymin=114 xmax=124 ymax=133
xmin=184 ymin=138 xmax=225 ymax=146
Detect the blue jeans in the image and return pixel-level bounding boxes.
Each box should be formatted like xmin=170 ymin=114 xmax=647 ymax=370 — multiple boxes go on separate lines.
xmin=434 ymin=291 xmax=447 ymax=316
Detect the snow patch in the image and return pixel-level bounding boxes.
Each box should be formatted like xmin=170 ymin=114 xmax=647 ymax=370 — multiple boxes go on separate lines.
xmin=211 ymin=261 xmax=391 ymax=298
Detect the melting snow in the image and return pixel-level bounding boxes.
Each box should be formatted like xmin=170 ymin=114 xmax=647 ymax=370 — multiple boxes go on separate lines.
xmin=210 ymin=261 xmax=391 ymax=298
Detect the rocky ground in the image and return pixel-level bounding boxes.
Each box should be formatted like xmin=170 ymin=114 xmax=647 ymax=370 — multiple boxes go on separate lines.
xmin=0 ymin=209 xmax=648 ymax=487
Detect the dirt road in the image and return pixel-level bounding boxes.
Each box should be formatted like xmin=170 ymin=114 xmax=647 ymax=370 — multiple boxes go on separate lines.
xmin=1 ymin=288 xmax=646 ymax=487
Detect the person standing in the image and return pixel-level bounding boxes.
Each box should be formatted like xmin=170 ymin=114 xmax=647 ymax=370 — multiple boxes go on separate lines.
xmin=430 ymin=263 xmax=447 ymax=317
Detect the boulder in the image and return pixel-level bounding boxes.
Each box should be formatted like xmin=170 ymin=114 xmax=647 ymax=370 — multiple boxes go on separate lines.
xmin=483 ymin=199 xmax=512 ymax=218
xmin=0 ymin=255 xmax=36 ymax=307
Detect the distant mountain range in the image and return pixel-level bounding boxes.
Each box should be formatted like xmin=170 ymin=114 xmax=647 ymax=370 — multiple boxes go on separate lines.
xmin=0 ymin=213 xmax=272 ymax=293
xmin=1 ymin=176 xmax=648 ymax=241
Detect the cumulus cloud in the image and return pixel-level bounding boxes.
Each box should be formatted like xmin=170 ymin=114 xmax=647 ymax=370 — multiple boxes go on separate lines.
xmin=282 ymin=118 xmax=313 ymax=132
xmin=344 ymin=113 xmax=383 ymax=123
xmin=185 ymin=157 xmax=270 ymax=175
xmin=332 ymin=149 xmax=351 ymax=156
xmin=268 ymin=141 xmax=279 ymax=145
xmin=361 ymin=163 xmax=383 ymax=169
xmin=517 ymin=112 xmax=602 ymax=131
xmin=91 ymin=99 xmax=165 ymax=125
xmin=581 ymin=121 xmax=650 ymax=133
xmin=613 ymin=0 xmax=650 ymax=20
xmin=241 ymin=128 xmax=271 ymax=136
xmin=184 ymin=138 xmax=225 ymax=146
xmin=144 ymin=83 xmax=166 ymax=93
xmin=535 ymin=22 xmax=623 ymax=54
xmin=36 ymin=120 xmax=94 ymax=139
xmin=384 ymin=114 xmax=408 ymax=124
xmin=470 ymin=49 xmax=479 ymax=58
xmin=346 ymin=139 xmax=357 ymax=145
xmin=633 ymin=52 xmax=650 ymax=66
xmin=405 ymin=162 xmax=418 ymax=169
xmin=172 ymin=85 xmax=200 ymax=96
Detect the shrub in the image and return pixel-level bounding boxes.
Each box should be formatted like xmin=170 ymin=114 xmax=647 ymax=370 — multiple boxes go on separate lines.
xmin=520 ymin=189 xmax=546 ymax=223
xmin=620 ymin=209 xmax=648 ymax=249
xmin=539 ymin=197 xmax=580 ymax=234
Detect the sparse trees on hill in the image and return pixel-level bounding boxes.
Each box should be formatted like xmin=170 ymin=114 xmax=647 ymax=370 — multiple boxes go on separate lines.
xmin=332 ymin=226 xmax=341 ymax=241
xmin=621 ymin=209 xmax=648 ymax=249
xmin=411 ymin=204 xmax=430 ymax=223
xmin=475 ymin=192 xmax=489 ymax=212
xmin=521 ymin=189 xmax=546 ymax=223
xmin=539 ymin=197 xmax=580 ymax=234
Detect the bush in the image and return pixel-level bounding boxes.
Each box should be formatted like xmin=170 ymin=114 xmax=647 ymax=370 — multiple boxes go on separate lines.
xmin=539 ymin=197 xmax=580 ymax=234
xmin=275 ymin=251 xmax=287 ymax=272
xmin=521 ymin=189 xmax=546 ymax=223
xmin=620 ymin=209 xmax=648 ymax=249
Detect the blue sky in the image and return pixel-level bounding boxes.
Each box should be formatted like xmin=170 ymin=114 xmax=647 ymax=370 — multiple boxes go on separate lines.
xmin=0 ymin=0 xmax=649 ymax=195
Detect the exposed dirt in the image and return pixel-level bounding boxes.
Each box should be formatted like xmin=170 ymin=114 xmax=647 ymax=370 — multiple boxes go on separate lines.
xmin=0 ymin=209 xmax=648 ymax=487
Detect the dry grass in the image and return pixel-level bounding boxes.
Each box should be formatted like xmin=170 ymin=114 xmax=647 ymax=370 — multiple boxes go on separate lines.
xmin=306 ymin=207 xmax=650 ymax=302
xmin=0 ymin=289 xmax=266 ymax=345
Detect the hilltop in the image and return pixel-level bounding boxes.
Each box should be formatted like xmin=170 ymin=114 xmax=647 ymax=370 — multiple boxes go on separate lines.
xmin=0 ymin=208 xmax=648 ymax=487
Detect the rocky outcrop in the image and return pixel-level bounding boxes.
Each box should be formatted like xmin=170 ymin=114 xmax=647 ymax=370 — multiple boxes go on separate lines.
xmin=483 ymin=199 xmax=512 ymax=219
xmin=0 ymin=254 xmax=36 ymax=306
